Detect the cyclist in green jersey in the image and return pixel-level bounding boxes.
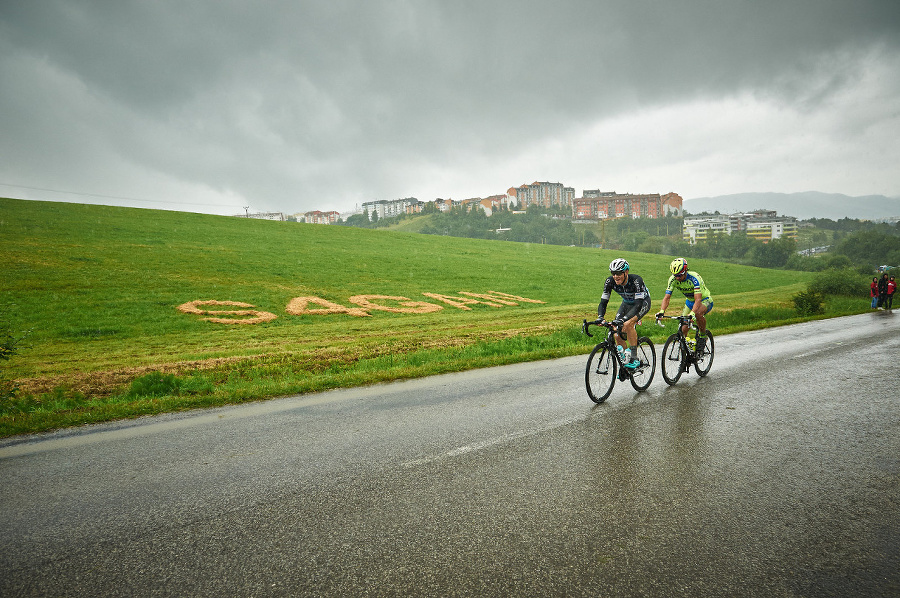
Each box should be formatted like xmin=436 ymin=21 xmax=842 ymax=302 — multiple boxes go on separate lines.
xmin=655 ymin=257 xmax=714 ymax=354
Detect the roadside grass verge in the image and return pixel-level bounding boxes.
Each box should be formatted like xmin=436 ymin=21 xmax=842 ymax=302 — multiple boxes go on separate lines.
xmin=0 ymin=295 xmax=870 ymax=438
xmin=0 ymin=198 xmax=871 ymax=437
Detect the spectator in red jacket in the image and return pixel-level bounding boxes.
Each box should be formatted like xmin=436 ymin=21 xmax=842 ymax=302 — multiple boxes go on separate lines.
xmin=871 ymin=277 xmax=879 ymax=309
xmin=887 ymin=276 xmax=896 ymax=310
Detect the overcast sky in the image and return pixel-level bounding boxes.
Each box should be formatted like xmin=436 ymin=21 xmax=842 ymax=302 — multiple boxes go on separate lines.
xmin=2 ymin=1 xmax=899 ymax=216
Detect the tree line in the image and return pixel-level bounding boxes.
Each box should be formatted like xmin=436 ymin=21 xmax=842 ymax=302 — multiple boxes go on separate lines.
xmin=341 ymin=203 xmax=590 ymax=246
xmin=339 ymin=207 xmax=900 ymax=272
xmin=606 ymin=215 xmax=900 ymax=272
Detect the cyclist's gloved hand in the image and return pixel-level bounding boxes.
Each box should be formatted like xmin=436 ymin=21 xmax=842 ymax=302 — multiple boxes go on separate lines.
xmin=655 ymin=311 xmax=664 ymax=320
xmin=612 ymin=319 xmax=624 ymax=328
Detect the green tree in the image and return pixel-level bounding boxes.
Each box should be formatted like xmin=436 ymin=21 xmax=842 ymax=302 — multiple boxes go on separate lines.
xmin=833 ymin=230 xmax=900 ymax=269
xmin=749 ymin=237 xmax=796 ymax=268
xmin=623 ymin=231 xmax=650 ymax=252
xmin=792 ymin=289 xmax=826 ymax=315
xmin=341 ymin=213 xmax=370 ymax=227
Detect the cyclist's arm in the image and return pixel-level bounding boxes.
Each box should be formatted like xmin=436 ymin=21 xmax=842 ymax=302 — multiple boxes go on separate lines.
xmin=597 ymin=277 xmax=614 ymax=319
xmin=658 ymin=290 xmax=672 ymax=315
xmin=597 ymin=298 xmax=609 ymax=319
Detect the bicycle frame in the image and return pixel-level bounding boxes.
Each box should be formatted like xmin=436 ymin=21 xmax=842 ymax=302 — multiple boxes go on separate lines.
xmin=655 ymin=314 xmax=714 ymax=384
xmin=657 ymin=314 xmax=698 ymax=352
xmin=582 ymin=319 xmax=656 ymax=403
xmin=584 ymin=319 xmax=627 ymax=366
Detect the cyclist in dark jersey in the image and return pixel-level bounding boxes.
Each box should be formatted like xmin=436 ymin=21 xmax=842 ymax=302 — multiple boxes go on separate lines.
xmin=597 ymin=258 xmax=651 ymax=369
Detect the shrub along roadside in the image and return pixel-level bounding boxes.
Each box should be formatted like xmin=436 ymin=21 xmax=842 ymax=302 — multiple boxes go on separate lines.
xmin=792 ymin=290 xmax=826 ymax=316
xmin=806 ymin=268 xmax=870 ymax=297
xmin=791 ymin=268 xmax=871 ymax=316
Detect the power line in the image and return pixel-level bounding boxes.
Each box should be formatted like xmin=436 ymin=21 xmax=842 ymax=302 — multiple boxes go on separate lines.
xmin=0 ymin=182 xmax=242 ymax=209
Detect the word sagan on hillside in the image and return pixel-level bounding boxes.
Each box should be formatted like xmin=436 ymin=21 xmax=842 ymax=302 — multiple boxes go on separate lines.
xmin=177 ymin=291 xmax=546 ymax=324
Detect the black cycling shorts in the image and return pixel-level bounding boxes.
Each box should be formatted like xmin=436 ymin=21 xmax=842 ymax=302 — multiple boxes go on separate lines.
xmin=615 ymin=298 xmax=651 ymax=323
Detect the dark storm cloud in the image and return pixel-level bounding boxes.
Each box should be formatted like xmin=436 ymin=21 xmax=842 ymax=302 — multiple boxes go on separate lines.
xmin=1 ymin=0 xmax=899 ymax=214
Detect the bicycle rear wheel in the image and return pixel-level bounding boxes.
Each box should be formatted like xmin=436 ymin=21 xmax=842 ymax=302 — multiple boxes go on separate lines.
xmin=629 ymin=336 xmax=656 ymax=391
xmin=585 ymin=344 xmax=616 ymax=403
xmin=694 ymin=331 xmax=715 ymax=377
xmin=660 ymin=334 xmax=685 ymax=386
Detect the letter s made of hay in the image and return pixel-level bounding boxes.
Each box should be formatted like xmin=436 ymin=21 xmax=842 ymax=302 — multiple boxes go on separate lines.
xmin=177 ymin=300 xmax=278 ymax=324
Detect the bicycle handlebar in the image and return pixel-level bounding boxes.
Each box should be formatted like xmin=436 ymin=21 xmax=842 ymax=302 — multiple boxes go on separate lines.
xmin=582 ymin=318 xmax=625 ymax=338
xmin=655 ymin=314 xmax=697 ymax=328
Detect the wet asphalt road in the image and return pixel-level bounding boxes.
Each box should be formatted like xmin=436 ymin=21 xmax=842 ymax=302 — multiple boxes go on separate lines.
xmin=1 ymin=311 xmax=898 ymax=597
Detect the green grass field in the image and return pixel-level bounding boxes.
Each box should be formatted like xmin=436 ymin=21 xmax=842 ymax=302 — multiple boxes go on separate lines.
xmin=0 ymin=198 xmax=866 ymax=436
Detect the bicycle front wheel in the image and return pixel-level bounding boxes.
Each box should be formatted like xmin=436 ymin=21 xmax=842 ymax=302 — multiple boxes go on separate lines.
xmin=629 ymin=336 xmax=656 ymax=391
xmin=585 ymin=344 xmax=617 ymax=403
xmin=694 ymin=331 xmax=715 ymax=377
xmin=660 ymin=334 xmax=685 ymax=386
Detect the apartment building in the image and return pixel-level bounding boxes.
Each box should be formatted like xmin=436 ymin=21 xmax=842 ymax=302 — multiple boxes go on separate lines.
xmin=510 ymin=181 xmax=575 ymax=210
xmin=361 ymin=197 xmax=420 ymax=221
xmin=573 ymin=192 xmax=683 ymax=220
xmin=480 ymin=194 xmax=513 ymax=217
xmin=405 ymin=199 xmax=426 ymax=215
xmin=300 ymin=210 xmax=340 ymax=224
xmin=743 ymin=214 xmax=798 ymax=242
xmin=661 ymin=193 xmax=683 ymax=216
xmin=682 ymin=215 xmax=731 ymax=244
xmin=433 ymin=198 xmax=455 ymax=213
xmin=683 ymin=210 xmax=797 ymax=244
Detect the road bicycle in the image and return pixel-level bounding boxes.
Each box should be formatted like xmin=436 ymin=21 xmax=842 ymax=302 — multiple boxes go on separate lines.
xmin=582 ymin=319 xmax=656 ymax=403
xmin=656 ymin=315 xmax=715 ymax=385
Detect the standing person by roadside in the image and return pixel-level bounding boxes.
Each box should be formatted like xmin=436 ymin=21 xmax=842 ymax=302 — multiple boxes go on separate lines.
xmin=871 ymin=277 xmax=880 ymax=309
xmin=878 ymin=273 xmax=889 ymax=310
xmin=887 ymin=276 xmax=896 ymax=310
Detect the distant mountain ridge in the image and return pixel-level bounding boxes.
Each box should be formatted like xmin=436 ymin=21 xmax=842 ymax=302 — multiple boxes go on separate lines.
xmin=682 ymin=192 xmax=900 ymax=221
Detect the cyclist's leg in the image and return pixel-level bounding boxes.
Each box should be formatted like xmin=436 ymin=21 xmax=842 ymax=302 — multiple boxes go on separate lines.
xmin=621 ymin=300 xmax=649 ymax=366
xmin=680 ymin=300 xmax=693 ymax=337
xmin=623 ymin=317 xmax=638 ymax=348
xmin=628 ymin=296 xmax=651 ymax=346
xmin=694 ymin=298 xmax=712 ymax=335
xmin=695 ymin=299 xmax=713 ymax=353
xmin=614 ymin=303 xmax=632 ymax=350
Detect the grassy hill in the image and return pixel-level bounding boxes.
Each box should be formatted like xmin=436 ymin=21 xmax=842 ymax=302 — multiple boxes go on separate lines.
xmin=0 ymin=198 xmax=864 ymax=436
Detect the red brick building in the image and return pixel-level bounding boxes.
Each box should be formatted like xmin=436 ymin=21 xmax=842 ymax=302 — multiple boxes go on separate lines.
xmin=573 ymin=191 xmax=683 ymax=220
xmin=302 ymin=210 xmax=340 ymax=224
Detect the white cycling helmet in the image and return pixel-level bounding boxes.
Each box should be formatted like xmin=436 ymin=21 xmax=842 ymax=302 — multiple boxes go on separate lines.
xmin=609 ymin=258 xmax=629 ymax=273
